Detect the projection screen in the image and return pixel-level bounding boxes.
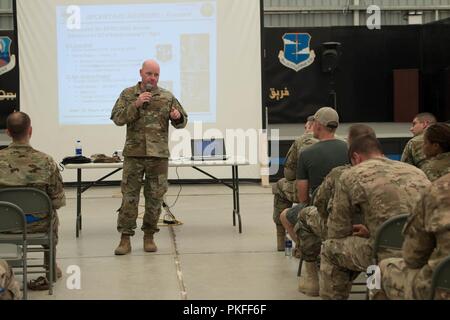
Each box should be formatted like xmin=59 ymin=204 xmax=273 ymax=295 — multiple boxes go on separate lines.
xmin=16 ymin=0 xmax=263 ymax=182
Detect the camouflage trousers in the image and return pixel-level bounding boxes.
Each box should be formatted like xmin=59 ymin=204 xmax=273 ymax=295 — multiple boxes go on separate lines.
xmin=377 ymin=258 xmax=437 ymax=300
xmin=0 ymin=259 xmax=21 ymax=300
xmin=319 ymin=236 xmax=373 ymax=300
xmin=272 ymin=178 xmax=297 ymax=225
xmin=294 ymin=206 xmax=327 ymax=262
xmin=117 ymin=157 xmax=168 ymax=236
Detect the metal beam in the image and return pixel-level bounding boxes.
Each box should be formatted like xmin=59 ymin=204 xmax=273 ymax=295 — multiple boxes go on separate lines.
xmin=348 ymin=5 xmax=450 ymax=11
xmin=264 ymin=5 xmax=450 ymax=14
xmin=265 ymin=7 xmax=349 ymax=14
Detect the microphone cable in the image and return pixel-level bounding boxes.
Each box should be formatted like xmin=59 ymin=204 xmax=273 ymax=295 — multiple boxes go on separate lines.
xmin=163 ymin=167 xmax=183 ymax=224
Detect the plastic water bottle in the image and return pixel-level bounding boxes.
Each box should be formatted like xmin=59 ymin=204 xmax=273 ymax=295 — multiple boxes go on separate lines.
xmin=75 ymin=140 xmax=82 ymax=156
xmin=285 ymin=233 xmax=292 ymax=257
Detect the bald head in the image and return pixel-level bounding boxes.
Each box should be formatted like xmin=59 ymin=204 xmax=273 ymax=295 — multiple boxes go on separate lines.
xmin=6 ymin=112 xmax=32 ymax=141
xmin=140 ymin=59 xmax=160 ymax=89
xmin=142 ymin=59 xmax=160 ymax=70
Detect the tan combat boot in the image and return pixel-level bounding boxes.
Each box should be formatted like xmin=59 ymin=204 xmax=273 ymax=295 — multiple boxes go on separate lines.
xmin=143 ymin=233 xmax=157 ymax=252
xmin=114 ymin=234 xmax=131 ymax=255
xmin=276 ymin=224 xmax=285 ymax=251
xmin=298 ymin=261 xmax=320 ymax=296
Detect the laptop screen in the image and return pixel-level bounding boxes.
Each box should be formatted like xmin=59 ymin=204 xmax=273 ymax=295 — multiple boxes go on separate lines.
xmin=191 ymin=138 xmax=226 ymax=159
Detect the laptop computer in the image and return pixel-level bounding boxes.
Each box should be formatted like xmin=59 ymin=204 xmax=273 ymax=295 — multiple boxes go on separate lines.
xmin=191 ymin=138 xmax=228 ymax=161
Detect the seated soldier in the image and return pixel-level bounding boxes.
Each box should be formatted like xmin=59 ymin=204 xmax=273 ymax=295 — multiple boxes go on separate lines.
xmin=401 ymin=112 xmax=436 ymax=169
xmin=376 ymin=173 xmax=450 ymax=300
xmin=420 ymin=123 xmax=450 ymax=182
xmin=320 ymin=135 xmax=431 ymax=300
xmin=280 ymin=107 xmax=348 ymax=250
xmin=0 ymin=112 xmax=66 ymax=288
xmin=0 ymin=259 xmax=22 ymax=300
xmin=272 ymin=116 xmax=317 ymax=251
xmin=295 ymin=124 xmax=376 ymax=296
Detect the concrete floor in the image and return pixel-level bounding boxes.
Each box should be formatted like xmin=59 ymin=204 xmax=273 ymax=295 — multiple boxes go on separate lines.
xmin=24 ymin=184 xmax=365 ymax=300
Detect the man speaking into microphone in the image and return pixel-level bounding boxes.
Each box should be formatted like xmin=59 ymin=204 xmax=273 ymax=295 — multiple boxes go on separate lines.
xmin=110 ymin=59 xmax=188 ymax=255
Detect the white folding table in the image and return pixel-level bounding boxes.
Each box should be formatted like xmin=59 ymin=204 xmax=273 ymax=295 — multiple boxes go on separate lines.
xmin=64 ymin=157 xmax=249 ymax=237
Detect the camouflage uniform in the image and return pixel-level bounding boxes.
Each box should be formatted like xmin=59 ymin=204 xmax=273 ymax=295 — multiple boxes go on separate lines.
xmin=0 ymin=260 xmax=21 ymax=300
xmin=320 ymin=158 xmax=431 ymax=300
xmin=111 ymin=83 xmax=187 ymax=236
xmin=272 ymin=133 xmax=317 ymax=225
xmin=420 ymin=152 xmax=450 ymax=182
xmin=294 ymin=165 xmax=350 ymax=262
xmin=0 ymin=143 xmax=66 ymax=243
xmin=379 ymin=173 xmax=450 ymax=300
xmin=401 ymin=134 xmax=427 ymax=169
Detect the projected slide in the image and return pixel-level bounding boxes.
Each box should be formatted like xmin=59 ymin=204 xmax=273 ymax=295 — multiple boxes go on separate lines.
xmin=56 ymin=1 xmax=217 ymax=125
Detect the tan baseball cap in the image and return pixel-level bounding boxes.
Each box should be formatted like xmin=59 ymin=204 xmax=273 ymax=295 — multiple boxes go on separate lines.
xmin=307 ymin=115 xmax=315 ymax=122
xmin=313 ymin=107 xmax=339 ymax=128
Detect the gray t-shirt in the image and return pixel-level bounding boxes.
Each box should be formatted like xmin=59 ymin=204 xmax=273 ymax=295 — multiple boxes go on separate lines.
xmin=296 ymin=139 xmax=349 ymax=194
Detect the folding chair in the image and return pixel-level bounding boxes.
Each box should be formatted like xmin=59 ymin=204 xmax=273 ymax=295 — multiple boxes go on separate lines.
xmin=430 ymin=255 xmax=450 ymax=300
xmin=0 ymin=188 xmax=55 ymax=295
xmin=0 ymin=201 xmax=28 ymax=300
xmin=372 ymin=214 xmax=409 ymax=265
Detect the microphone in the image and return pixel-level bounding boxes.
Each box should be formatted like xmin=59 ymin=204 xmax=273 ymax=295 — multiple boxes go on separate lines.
xmin=143 ymin=83 xmax=153 ymax=109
